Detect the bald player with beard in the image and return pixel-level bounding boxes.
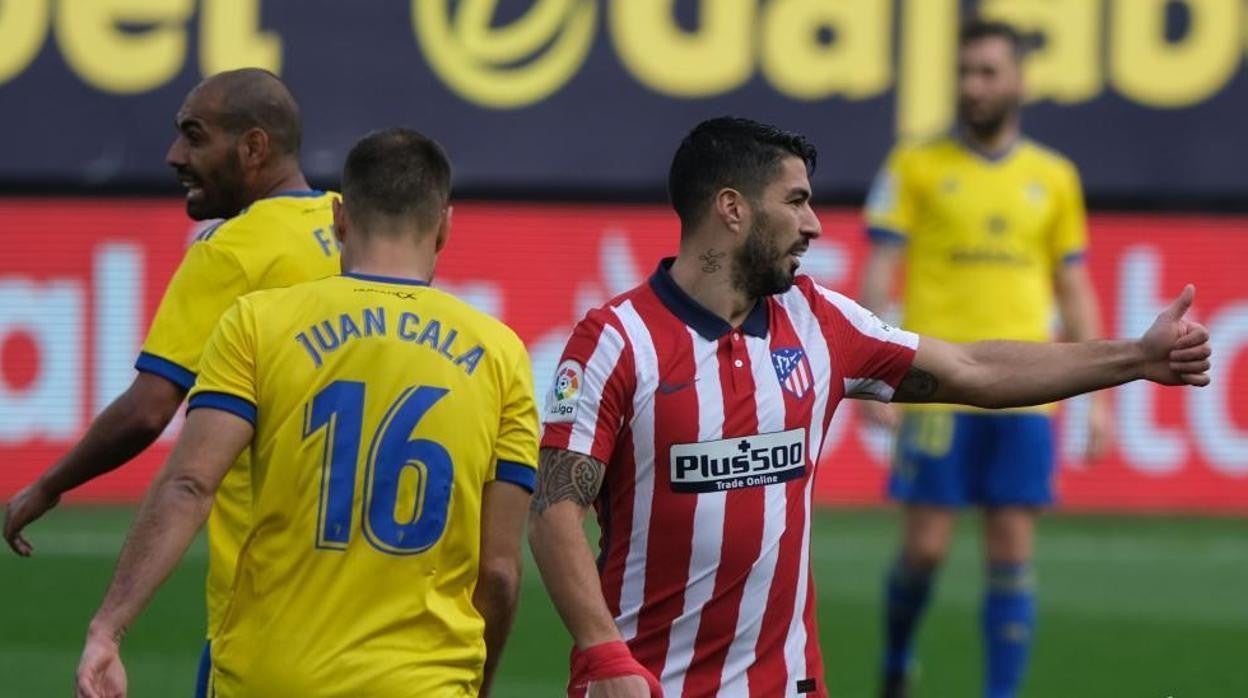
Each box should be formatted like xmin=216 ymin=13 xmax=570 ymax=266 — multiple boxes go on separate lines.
xmin=3 ymin=68 xmax=341 ymax=695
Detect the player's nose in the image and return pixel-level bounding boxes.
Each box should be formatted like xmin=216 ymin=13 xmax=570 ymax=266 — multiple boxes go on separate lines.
xmin=165 ymin=137 xmax=187 ymax=168
xmin=800 ymin=206 xmax=822 ymax=239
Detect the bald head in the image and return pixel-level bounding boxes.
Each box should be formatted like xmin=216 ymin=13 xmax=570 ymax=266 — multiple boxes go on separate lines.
xmin=193 ymin=68 xmax=302 ymax=157
xmin=167 ymin=69 xmax=306 ymax=220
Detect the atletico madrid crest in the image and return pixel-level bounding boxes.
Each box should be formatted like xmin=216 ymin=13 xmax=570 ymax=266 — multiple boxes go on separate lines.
xmin=771 ymin=347 xmax=813 ymax=399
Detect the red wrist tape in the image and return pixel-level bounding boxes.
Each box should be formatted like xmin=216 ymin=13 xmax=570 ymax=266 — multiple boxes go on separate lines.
xmin=568 ymin=641 xmax=662 ymax=696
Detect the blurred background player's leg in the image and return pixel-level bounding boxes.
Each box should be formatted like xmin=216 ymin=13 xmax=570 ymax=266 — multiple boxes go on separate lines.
xmin=882 ymin=410 xmax=978 ymax=697
xmin=882 ymin=505 xmax=951 ymax=696
xmin=979 ymin=413 xmax=1055 ymax=698
xmin=981 ymin=509 xmax=1037 ymax=698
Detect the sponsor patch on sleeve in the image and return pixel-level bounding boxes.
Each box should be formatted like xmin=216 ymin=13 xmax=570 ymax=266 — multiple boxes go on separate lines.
xmin=544 ymin=359 xmax=584 ymax=424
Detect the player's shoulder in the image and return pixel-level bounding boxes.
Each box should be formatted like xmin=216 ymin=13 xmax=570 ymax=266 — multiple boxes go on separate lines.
xmin=1018 ymin=139 xmax=1080 ymax=178
xmin=242 ymin=189 xmax=339 ymax=218
xmin=212 ymin=190 xmax=337 ymax=240
xmin=574 ymin=282 xmax=650 ymax=330
xmin=891 ymin=134 xmax=960 ymax=163
xmin=428 ymin=286 xmax=527 ymax=353
xmin=784 ymin=276 xmax=882 ymax=327
xmin=230 ymin=276 xmax=323 ymax=313
xmin=786 ymin=276 xmax=852 ymax=312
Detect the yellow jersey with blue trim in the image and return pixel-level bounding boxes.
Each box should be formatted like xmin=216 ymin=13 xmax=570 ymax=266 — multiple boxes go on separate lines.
xmin=135 ymin=189 xmax=341 ymax=635
xmin=187 ymin=272 xmax=539 ymax=697
xmin=865 ymin=137 xmax=1088 ymax=412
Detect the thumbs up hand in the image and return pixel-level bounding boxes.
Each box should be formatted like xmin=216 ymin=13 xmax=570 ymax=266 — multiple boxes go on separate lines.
xmin=1139 ymin=284 xmax=1212 ymax=387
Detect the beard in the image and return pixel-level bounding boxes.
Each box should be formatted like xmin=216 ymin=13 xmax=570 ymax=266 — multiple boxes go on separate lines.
xmin=958 ymin=97 xmax=1019 ymax=141
xmin=731 ymin=212 xmax=799 ymax=299
xmin=183 ymin=150 xmax=248 ymax=220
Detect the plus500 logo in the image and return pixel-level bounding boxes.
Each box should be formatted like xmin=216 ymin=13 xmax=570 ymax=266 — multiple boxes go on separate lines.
xmin=669 ymin=428 xmax=807 ymax=494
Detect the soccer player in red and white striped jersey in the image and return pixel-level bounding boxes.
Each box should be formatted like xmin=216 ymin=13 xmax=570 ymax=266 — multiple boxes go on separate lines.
xmin=527 ymin=117 xmax=1212 ymax=698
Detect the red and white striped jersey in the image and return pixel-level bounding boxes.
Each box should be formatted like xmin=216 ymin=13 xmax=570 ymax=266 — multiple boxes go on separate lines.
xmin=541 ymin=259 xmax=919 ymax=698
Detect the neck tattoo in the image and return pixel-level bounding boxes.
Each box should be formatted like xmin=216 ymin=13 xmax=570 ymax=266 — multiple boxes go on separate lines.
xmin=699 ymin=248 xmax=725 ymax=273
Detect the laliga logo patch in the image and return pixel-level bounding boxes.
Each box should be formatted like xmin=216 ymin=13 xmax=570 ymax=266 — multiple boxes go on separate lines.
xmin=771 ymin=347 xmax=813 ymax=399
xmin=545 ymin=359 xmax=584 ymax=423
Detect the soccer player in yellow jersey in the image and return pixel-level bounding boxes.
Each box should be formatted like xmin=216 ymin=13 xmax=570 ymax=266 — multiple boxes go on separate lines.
xmin=4 ymin=69 xmax=339 ymax=692
xmin=861 ymin=21 xmax=1108 ymax=698
xmin=75 ymin=128 xmax=539 ymax=698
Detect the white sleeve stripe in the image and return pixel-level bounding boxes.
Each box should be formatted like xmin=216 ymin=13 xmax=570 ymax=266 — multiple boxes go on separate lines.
xmin=813 ymin=285 xmax=919 ymax=349
xmin=567 ymin=323 xmax=628 ymax=455
xmin=843 ymin=377 xmax=896 ymax=402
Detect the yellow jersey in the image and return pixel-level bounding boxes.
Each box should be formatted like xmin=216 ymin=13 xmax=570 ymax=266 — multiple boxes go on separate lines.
xmin=187 ymin=272 xmax=539 ymax=697
xmin=865 ymin=137 xmax=1087 ymax=412
xmin=136 ymin=190 xmax=340 ymax=634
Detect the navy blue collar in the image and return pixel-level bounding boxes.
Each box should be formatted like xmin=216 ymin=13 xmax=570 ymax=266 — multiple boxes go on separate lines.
xmin=648 ymin=258 xmax=769 ymax=341
xmin=342 ymin=271 xmax=430 ymax=287
xmin=956 ymin=131 xmax=1020 ymax=164
xmin=267 ymin=188 xmax=325 ymax=199
xmin=237 ymin=189 xmax=327 ymax=216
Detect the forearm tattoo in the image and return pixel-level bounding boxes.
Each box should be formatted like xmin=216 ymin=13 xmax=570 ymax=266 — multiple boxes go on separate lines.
xmin=892 ymin=366 xmax=939 ymax=402
xmin=531 ymin=448 xmax=606 ymax=514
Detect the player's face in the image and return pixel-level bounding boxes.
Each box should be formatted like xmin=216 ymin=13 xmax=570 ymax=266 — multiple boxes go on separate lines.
xmin=732 ymin=156 xmax=821 ymax=298
xmin=957 ymin=37 xmax=1023 ymax=137
xmin=165 ymin=88 xmax=247 ymax=221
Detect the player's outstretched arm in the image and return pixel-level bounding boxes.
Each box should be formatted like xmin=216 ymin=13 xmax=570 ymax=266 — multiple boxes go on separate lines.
xmin=474 ymin=479 xmax=531 ymax=697
xmin=76 ymin=408 xmax=251 ymax=698
xmin=893 ymin=285 xmax=1211 ymax=408
xmin=5 ymin=372 xmax=185 ymax=557
xmin=528 ymin=448 xmax=659 ymax=698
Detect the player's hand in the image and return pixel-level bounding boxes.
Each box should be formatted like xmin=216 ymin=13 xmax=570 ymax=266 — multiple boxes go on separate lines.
xmin=3 ymin=479 xmax=60 ymax=556
xmin=76 ymin=628 xmax=127 ymax=698
xmin=860 ymin=400 xmax=901 ymax=430
xmin=1137 ymin=285 xmax=1212 ymax=387
xmin=1084 ymin=396 xmax=1112 ymax=462
xmin=588 ymin=675 xmax=659 ymax=698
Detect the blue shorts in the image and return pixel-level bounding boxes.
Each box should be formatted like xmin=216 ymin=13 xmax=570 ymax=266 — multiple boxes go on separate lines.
xmin=887 ymin=411 xmax=1055 ymax=507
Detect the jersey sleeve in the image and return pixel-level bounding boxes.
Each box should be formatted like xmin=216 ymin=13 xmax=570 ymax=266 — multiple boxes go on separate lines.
xmin=539 ymin=308 xmax=635 ymax=466
xmin=1050 ymin=160 xmax=1089 ymax=266
xmin=187 ymin=298 xmax=258 ymax=425
xmin=807 ymin=281 xmax=919 ymax=402
xmin=864 ymin=146 xmax=916 ymax=245
xmin=137 ymin=233 xmax=251 ymax=390
xmin=491 ymin=345 xmax=540 ymax=493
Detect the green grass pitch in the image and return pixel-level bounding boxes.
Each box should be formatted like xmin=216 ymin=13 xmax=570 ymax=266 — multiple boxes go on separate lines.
xmin=2 ymin=507 xmax=1244 ymax=696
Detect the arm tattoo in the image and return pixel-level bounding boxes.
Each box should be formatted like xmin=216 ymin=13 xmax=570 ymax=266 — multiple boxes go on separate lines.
xmin=892 ymin=366 xmax=939 ymax=403
xmin=531 ymin=448 xmax=606 ymax=514
xmin=699 ymin=248 xmax=725 ymax=273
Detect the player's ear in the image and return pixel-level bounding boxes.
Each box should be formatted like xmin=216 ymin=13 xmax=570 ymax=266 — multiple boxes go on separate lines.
xmin=713 ymin=187 xmax=746 ymax=235
xmin=239 ymin=127 xmax=270 ymax=170
xmin=434 ymin=205 xmax=452 ymax=253
xmin=332 ymin=198 xmax=349 ymax=243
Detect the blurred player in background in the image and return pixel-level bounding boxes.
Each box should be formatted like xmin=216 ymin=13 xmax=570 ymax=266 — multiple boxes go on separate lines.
xmin=528 ymin=116 xmax=1209 ymax=698
xmin=860 ymin=19 xmax=1108 ymax=698
xmin=75 ymin=128 xmax=538 ymax=697
xmin=3 ymin=68 xmax=340 ymax=692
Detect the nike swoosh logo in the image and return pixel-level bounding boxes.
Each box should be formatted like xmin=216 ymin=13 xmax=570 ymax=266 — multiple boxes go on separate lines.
xmin=657 ymin=379 xmax=698 ymax=394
